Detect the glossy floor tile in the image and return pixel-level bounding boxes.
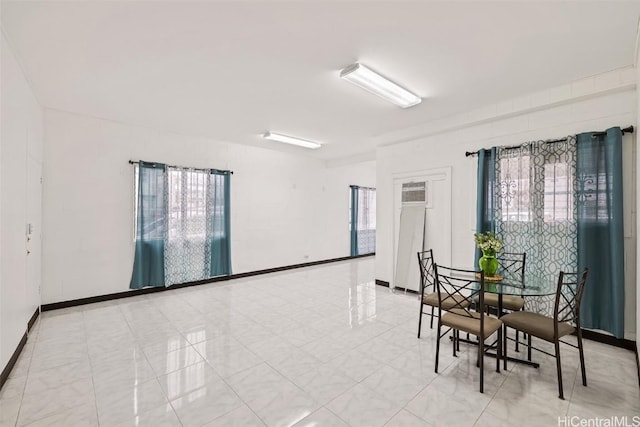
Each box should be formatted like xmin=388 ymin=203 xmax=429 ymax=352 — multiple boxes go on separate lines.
xmin=1 ymin=258 xmax=638 ymax=426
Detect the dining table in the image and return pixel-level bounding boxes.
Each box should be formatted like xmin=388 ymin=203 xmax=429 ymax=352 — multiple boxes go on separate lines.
xmin=450 ymin=268 xmax=559 ymax=368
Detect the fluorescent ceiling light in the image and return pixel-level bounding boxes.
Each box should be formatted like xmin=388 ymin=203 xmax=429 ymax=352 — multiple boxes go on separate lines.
xmin=340 ymin=63 xmax=421 ymax=108
xmin=263 ymin=132 xmax=322 ymax=149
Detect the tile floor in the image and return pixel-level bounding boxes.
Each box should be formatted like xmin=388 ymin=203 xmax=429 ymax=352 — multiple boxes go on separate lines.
xmin=0 ymin=258 xmax=638 ymax=426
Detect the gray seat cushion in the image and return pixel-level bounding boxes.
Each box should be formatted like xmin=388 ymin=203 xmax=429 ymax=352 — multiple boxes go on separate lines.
xmin=482 ymin=293 xmax=525 ymax=311
xmin=441 ymin=309 xmax=502 ymax=337
xmin=501 ymin=311 xmax=575 ymax=342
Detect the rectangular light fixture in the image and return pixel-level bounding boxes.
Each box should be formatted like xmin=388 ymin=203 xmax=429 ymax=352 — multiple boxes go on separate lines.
xmin=263 ymin=131 xmax=322 ymax=149
xmin=340 ymin=63 xmax=421 ymax=108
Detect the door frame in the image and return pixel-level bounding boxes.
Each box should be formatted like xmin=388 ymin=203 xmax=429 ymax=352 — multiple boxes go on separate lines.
xmin=392 ymin=167 xmax=452 ymax=290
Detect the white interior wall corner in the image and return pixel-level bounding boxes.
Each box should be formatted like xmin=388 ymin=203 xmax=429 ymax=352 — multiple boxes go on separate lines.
xmin=0 ymin=33 xmax=44 ymax=369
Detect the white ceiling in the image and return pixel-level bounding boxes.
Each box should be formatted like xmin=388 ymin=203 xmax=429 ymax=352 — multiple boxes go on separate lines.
xmin=2 ymin=1 xmax=640 ymax=160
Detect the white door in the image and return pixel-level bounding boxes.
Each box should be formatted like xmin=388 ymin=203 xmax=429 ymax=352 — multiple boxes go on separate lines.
xmin=393 ymin=168 xmax=452 ymax=292
xmin=26 ymin=154 xmax=42 ymax=318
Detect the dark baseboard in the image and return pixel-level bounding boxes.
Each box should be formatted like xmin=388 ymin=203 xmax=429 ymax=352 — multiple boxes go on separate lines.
xmin=42 ymin=253 xmax=375 ymax=312
xmin=1 ymin=307 xmax=41 ymax=390
xmin=579 ymin=329 xmax=636 ymax=352
xmin=42 ymin=285 xmax=166 ymax=311
xmin=171 ymin=253 xmax=375 ymax=289
xmin=391 ymin=285 xmax=420 ymax=295
xmin=0 ymin=332 xmax=27 ymax=391
xmin=374 ymin=279 xmax=419 ymax=295
xmin=27 ymin=307 xmax=40 ymax=332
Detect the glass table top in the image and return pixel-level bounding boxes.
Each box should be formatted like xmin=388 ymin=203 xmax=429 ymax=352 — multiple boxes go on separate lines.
xmin=453 ymin=269 xmax=558 ymax=297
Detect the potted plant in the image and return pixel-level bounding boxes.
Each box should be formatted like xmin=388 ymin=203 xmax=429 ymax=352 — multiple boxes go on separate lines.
xmin=474 ymin=231 xmax=503 ymax=277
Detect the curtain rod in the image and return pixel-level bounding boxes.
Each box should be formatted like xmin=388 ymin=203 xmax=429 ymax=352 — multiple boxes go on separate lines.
xmin=350 ymin=185 xmax=376 ymax=191
xmin=128 ymin=160 xmax=233 ymax=174
xmin=464 ymin=125 xmax=634 ymax=157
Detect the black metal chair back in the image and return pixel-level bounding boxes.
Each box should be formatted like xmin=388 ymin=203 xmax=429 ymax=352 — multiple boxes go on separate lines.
xmin=497 ymin=251 xmax=526 ymax=281
xmin=495 ymin=251 xmax=527 ymax=352
xmin=417 ymin=249 xmax=437 ymax=336
xmin=554 ymin=268 xmax=589 ymax=329
xmin=433 ymin=264 xmax=485 ymax=318
xmin=417 ymin=249 xmax=435 ymax=295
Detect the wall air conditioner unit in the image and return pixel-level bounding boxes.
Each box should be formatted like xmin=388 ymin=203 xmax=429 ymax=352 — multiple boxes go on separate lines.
xmin=401 ymin=181 xmax=427 ymax=204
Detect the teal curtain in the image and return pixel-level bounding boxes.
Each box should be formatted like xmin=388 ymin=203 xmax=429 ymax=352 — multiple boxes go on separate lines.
xmin=474 ymin=148 xmax=496 ymax=266
xmin=130 ymin=161 xmax=167 ymax=289
xmin=577 ymin=127 xmax=625 ymax=338
xmin=209 ymin=169 xmax=232 ymax=276
xmin=350 ymin=185 xmax=359 ymax=256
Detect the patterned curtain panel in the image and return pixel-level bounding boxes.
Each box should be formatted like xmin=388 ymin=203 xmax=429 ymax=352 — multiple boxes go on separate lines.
xmin=165 ymin=167 xmax=212 ymax=285
xmin=208 ymin=170 xmax=232 ymax=277
xmin=350 ymin=186 xmax=376 ymax=256
xmin=494 ymin=138 xmax=578 ymax=315
xmin=577 ymin=127 xmax=625 ymax=338
xmin=130 ymin=161 xmax=168 ymax=289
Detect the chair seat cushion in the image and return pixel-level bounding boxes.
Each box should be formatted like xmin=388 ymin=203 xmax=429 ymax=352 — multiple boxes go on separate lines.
xmin=501 ymin=311 xmax=575 ymax=342
xmin=481 ymin=294 xmax=525 ymax=311
xmin=441 ymin=309 xmax=502 ymax=337
xmin=423 ymin=293 xmax=471 ymax=310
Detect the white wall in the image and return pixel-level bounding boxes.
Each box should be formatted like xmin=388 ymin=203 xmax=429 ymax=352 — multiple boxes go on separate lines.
xmin=1 ymin=33 xmax=43 ymax=369
xmin=42 ymin=110 xmax=375 ymax=304
xmin=636 ymin=29 xmax=640 ymax=344
xmin=376 ymin=72 xmax=637 ymax=340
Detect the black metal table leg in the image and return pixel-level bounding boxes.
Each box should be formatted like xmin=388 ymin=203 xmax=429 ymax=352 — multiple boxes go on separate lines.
xmin=449 ymin=333 xmax=540 ymax=368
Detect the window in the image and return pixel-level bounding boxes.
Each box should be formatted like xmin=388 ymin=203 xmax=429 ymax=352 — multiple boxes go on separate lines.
xmin=499 ymin=156 xmax=532 ymax=222
xmin=543 ymin=161 xmax=574 ymax=223
xmin=131 ymin=161 xmax=231 ymax=289
xmin=498 ymin=150 xmax=574 ymax=224
xmin=350 ymin=186 xmax=376 ymax=256
xmin=167 ymin=168 xmax=209 ymax=240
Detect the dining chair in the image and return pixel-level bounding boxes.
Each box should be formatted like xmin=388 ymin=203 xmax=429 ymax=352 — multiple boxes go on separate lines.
xmin=480 ymin=252 xmax=526 ymax=312
xmin=501 ymin=268 xmax=589 ymax=399
xmin=433 ymin=265 xmax=502 ymax=393
xmin=417 ymin=250 xmax=471 ymax=338
xmin=482 ymin=252 xmax=526 ymax=350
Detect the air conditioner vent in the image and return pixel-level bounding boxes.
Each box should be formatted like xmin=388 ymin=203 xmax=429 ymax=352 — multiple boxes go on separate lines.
xmin=402 ymin=182 xmax=426 ymax=203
